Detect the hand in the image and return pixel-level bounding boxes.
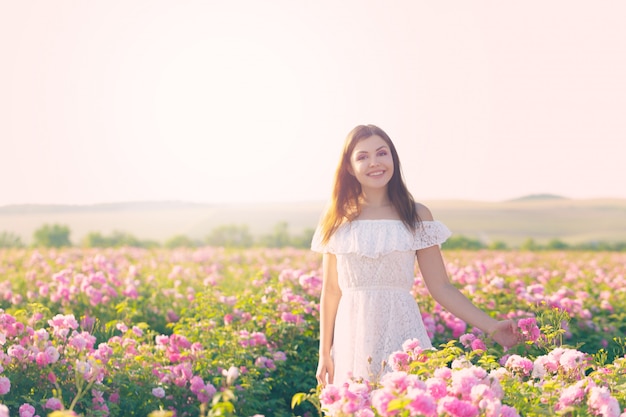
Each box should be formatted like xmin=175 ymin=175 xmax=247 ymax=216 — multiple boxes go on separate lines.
xmin=316 ymin=354 xmax=335 ymax=387
xmin=489 ymin=319 xmax=521 ymax=349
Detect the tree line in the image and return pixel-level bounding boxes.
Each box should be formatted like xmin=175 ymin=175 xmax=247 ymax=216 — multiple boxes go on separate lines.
xmin=441 ymin=235 xmax=626 ymax=252
xmin=0 ymin=222 xmax=316 ymax=249
xmin=1 ymin=223 xmax=625 ymax=251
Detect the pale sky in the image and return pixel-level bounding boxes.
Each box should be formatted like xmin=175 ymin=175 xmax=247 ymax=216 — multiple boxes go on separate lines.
xmin=1 ymin=1 xmax=625 ymax=206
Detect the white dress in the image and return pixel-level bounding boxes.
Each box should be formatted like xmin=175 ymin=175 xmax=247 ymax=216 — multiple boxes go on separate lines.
xmin=311 ymin=219 xmax=452 ymax=384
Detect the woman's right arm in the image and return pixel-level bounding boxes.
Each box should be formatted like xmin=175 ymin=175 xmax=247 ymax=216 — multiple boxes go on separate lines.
xmin=316 ymin=252 xmax=342 ymax=386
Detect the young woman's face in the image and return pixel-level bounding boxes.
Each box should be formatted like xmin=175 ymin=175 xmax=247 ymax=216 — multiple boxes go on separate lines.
xmin=349 ymin=135 xmax=394 ymax=190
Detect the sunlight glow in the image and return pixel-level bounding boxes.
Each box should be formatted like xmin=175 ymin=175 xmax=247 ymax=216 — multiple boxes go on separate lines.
xmin=152 ymin=36 xmax=305 ymax=179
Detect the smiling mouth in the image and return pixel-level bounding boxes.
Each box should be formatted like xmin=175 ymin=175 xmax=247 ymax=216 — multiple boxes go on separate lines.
xmin=367 ymin=170 xmax=385 ymax=177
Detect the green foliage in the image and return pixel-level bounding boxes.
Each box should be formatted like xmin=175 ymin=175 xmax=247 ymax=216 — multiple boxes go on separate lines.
xmin=0 ymin=231 xmax=24 ymax=248
xmin=291 ymin=386 xmax=322 ymax=417
xmin=289 ymin=227 xmax=316 ymax=249
xmin=164 ymin=234 xmax=200 ymax=248
xmin=258 ymin=222 xmax=292 ymax=248
xmin=257 ymin=222 xmax=315 ymax=249
xmin=82 ymin=232 xmax=110 ymax=247
xmin=520 ymin=237 xmax=540 ymax=251
xmin=545 ymin=238 xmax=568 ymax=250
xmin=488 ymin=240 xmax=509 ymax=250
xmin=204 ymin=222 xmax=314 ymax=249
xmin=173 ymin=265 xmax=319 ymax=417
xmin=32 ymin=223 xmax=72 ymax=247
xmin=441 ymin=235 xmax=486 ymax=250
xmin=82 ymin=230 xmax=160 ymax=248
xmin=569 ymin=240 xmax=626 ymax=252
xmin=437 ymin=234 xmax=626 ymax=252
xmin=519 ymin=237 xmax=626 ymax=252
xmin=205 ymin=224 xmax=254 ymax=248
xmin=25 ymin=220 xmax=626 ymax=250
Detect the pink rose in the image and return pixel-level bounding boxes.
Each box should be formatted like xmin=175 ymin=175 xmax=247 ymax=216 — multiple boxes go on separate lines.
xmin=470 ymin=339 xmax=487 ymax=352
xmin=320 ymin=384 xmax=341 ymax=407
xmin=388 ymin=351 xmax=411 ymax=372
xmin=19 ymin=403 xmax=36 ymax=417
xmin=426 ymin=377 xmax=448 ymax=400
xmin=407 ymin=390 xmax=436 ymax=416
xmin=504 ymin=355 xmax=534 ymax=377
xmin=0 ymin=376 xmax=10 ymax=395
xmin=44 ymin=397 xmax=63 ymax=410
xmin=437 ymin=396 xmax=479 ymax=417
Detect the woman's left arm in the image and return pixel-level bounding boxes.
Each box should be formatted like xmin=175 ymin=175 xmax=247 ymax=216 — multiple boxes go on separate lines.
xmin=416 ymin=245 xmax=496 ymax=333
xmin=414 ymin=204 xmax=519 ymax=347
xmin=417 ymin=245 xmax=519 ymax=347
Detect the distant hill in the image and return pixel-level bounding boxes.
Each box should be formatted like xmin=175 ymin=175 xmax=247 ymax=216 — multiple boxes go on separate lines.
xmin=509 ymin=194 xmax=568 ymax=202
xmin=1 ymin=198 xmax=626 ymax=246
xmin=0 ymin=201 xmax=207 ymax=214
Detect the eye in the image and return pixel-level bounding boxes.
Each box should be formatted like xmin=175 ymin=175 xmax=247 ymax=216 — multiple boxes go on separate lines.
xmin=356 ymin=154 xmax=367 ymax=161
xmin=377 ymin=150 xmax=388 ymax=157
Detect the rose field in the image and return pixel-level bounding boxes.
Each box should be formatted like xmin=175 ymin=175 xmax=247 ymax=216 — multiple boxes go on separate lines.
xmin=0 ymin=247 xmax=625 ymax=417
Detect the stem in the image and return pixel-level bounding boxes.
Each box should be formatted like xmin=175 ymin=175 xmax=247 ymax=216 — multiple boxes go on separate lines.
xmin=68 ymin=385 xmax=84 ymax=411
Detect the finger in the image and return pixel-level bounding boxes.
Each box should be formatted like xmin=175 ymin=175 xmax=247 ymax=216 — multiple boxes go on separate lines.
xmin=316 ymin=372 xmax=324 ymax=386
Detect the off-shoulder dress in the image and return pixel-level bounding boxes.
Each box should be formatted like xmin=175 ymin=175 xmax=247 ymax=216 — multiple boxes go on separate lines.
xmin=311 ymin=219 xmax=451 ymax=384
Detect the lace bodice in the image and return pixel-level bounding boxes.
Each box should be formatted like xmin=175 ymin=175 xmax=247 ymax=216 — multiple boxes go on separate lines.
xmin=312 ymin=220 xmax=451 ymax=290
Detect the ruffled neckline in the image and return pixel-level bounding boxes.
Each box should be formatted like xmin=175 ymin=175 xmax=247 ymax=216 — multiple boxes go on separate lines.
xmin=311 ymin=220 xmax=452 ymax=258
xmin=351 ymin=219 xmax=406 ymax=222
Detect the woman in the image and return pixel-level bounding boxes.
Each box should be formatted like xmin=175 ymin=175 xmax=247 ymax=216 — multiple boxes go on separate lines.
xmin=312 ymin=124 xmax=519 ymax=386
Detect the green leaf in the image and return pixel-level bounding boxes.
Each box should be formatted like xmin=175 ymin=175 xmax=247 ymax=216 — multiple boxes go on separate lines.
xmin=291 ymin=392 xmax=307 ymax=409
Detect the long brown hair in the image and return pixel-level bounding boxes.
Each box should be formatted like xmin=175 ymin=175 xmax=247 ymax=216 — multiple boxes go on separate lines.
xmin=318 ymin=124 xmax=419 ymax=243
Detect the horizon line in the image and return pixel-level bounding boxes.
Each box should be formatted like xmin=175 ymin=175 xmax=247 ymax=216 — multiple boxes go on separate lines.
xmin=3 ymin=194 xmax=626 ymax=209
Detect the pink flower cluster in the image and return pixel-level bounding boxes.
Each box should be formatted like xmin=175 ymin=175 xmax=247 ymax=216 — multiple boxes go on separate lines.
xmin=372 ymin=372 xmax=436 ymax=417
xmin=110 ymin=327 xmax=219 ymax=406
xmin=321 ymin=362 xmax=521 ymax=417
xmin=459 ymin=333 xmax=487 ymax=352
xmin=154 ymin=333 xmax=201 ymax=363
xmin=431 ymin=308 xmax=467 ymax=339
xmin=516 ymin=317 xmax=540 ymax=342
xmin=0 ymin=311 xmax=109 ymax=415
xmin=387 ymin=338 xmax=431 ymax=373
xmin=320 ymin=380 xmax=373 ymax=416
xmin=531 ymin=347 xmax=592 ymax=380
xmin=275 ymin=286 xmax=309 ymax=325
xmin=555 ymin=378 xmax=623 ymax=417
xmin=503 ymin=355 xmax=534 ymax=377
xmin=319 ymin=333 xmax=626 ymax=417
xmin=297 ymin=272 xmax=323 ymax=296
xmin=320 ymin=337 xmax=521 ymax=417
xmin=189 ymin=375 xmax=217 ymax=403
xmin=3 ymin=249 xmax=200 ymax=331
xmin=48 ymin=313 xmax=79 ymax=338
xmin=47 ymin=269 xmax=120 ymax=307
xmin=238 ymin=330 xmax=268 ymax=348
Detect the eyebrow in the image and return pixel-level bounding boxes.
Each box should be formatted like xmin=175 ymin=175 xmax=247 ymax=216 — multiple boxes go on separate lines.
xmin=355 ymin=145 xmax=389 ymax=154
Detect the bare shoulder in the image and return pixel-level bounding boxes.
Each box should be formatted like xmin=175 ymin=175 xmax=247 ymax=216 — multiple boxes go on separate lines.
xmin=415 ymin=202 xmax=434 ymax=221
